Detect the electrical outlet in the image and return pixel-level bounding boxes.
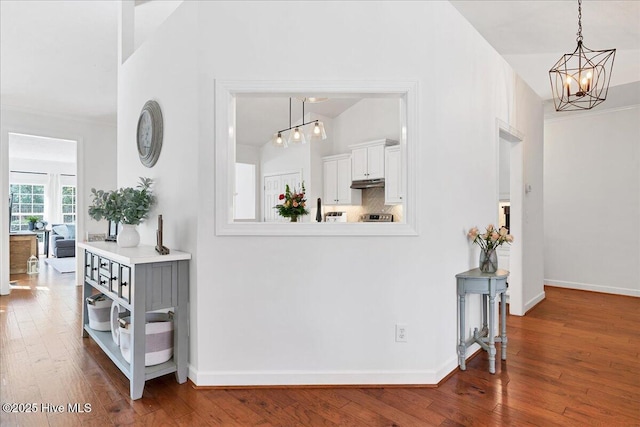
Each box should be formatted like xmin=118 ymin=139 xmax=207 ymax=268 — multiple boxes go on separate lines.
xmin=395 ymin=324 xmax=408 ymax=342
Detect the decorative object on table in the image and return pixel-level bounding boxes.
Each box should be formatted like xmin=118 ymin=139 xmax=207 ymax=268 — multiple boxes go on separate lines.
xmin=88 ymin=177 xmax=155 ymax=248
xmin=549 ymin=0 xmax=616 ymax=112
xmin=27 ymin=255 xmax=39 ymax=275
xmin=137 ymin=100 xmax=164 ymax=167
xmin=106 ymin=220 xmax=118 ymax=241
xmin=155 ymin=214 xmax=170 ymax=255
xmin=274 ymin=182 xmax=309 ymax=222
xmin=26 ymin=215 xmax=40 ymax=231
xmin=467 ymin=224 xmax=514 ymax=273
xmin=316 ymin=198 xmax=322 ymax=222
xmin=35 ymin=220 xmax=47 ymax=231
xmin=270 ymin=98 xmax=327 ymax=148
xmin=86 ymin=232 xmax=106 ymax=242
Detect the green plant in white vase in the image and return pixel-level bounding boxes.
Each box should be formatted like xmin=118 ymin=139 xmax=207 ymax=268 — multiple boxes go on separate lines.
xmin=89 ymin=177 xmax=155 ymax=247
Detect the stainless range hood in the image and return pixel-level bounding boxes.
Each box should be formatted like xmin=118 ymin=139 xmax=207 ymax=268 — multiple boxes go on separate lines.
xmin=350 ymin=178 xmax=385 ymax=189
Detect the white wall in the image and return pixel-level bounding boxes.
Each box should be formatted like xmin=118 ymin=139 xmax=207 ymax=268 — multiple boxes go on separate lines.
xmin=544 ymin=106 xmax=640 ymax=296
xmin=118 ymin=1 xmax=544 ymax=386
xmin=516 ymin=78 xmax=546 ymax=312
xmin=117 ymin=2 xmax=200 ymax=363
xmin=332 ymin=98 xmax=401 ymax=153
xmin=0 ymin=107 xmax=116 ymax=294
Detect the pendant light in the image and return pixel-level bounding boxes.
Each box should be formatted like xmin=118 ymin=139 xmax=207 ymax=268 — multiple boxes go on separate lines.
xmin=270 ymin=97 xmax=327 ymax=147
xmin=271 ymin=131 xmax=288 ymax=148
xmin=308 ymin=120 xmax=326 ymax=142
xmin=549 ymin=0 xmax=616 ymax=111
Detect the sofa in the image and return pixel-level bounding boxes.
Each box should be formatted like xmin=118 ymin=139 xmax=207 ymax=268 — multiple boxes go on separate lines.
xmin=51 ymin=224 xmax=76 ymax=258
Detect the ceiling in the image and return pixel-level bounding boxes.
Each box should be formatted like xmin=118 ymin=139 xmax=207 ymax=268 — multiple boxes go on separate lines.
xmin=9 ymin=133 xmax=77 ymax=164
xmin=451 ymin=1 xmax=640 ymax=101
xmin=236 ymin=97 xmax=361 ymax=146
xmin=1 ymin=1 xmax=638 ymax=125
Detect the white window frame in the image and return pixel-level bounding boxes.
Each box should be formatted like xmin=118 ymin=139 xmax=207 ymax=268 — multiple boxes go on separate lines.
xmin=9 ymin=179 xmax=47 ymax=232
xmin=60 ymin=184 xmax=76 ymax=224
xmin=214 ymin=80 xmax=419 ymax=236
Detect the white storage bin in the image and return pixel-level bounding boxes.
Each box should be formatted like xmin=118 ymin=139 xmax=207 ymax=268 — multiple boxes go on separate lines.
xmin=86 ymin=293 xmax=112 ymax=331
xmin=119 ymin=312 xmax=174 ymax=366
xmin=110 ymin=300 xmax=128 ymax=345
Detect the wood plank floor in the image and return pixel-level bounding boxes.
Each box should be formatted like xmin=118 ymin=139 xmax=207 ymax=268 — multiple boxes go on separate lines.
xmin=1 ymin=261 xmax=639 ymax=426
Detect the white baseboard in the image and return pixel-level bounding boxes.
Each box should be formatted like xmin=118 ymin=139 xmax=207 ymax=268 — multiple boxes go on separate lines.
xmin=524 ymin=290 xmax=546 ymax=313
xmin=187 ymin=353 xmax=468 ymax=388
xmin=545 ymin=279 xmax=640 ymax=297
xmin=188 ymin=363 xmax=465 ymax=387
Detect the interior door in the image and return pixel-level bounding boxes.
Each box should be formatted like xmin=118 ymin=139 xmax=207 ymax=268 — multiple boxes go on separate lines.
xmin=263 ymin=172 xmax=302 ymax=222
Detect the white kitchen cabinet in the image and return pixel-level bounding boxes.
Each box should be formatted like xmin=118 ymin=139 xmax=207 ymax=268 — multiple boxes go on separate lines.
xmin=350 ymin=139 xmax=397 ymax=180
xmin=385 ymin=145 xmax=402 ymax=205
xmin=323 ymin=154 xmax=362 ymax=206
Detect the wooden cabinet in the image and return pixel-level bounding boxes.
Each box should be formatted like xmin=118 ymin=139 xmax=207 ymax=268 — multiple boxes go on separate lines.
xmin=350 ymin=139 xmax=397 ymax=181
xmin=323 ymin=154 xmax=362 ymax=206
xmin=78 ymin=242 xmax=191 ymax=400
xmin=385 ymin=145 xmax=402 ymax=205
xmin=9 ymin=233 xmax=38 ymax=274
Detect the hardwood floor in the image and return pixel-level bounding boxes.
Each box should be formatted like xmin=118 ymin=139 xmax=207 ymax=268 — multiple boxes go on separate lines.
xmin=1 ymin=262 xmax=639 ymax=426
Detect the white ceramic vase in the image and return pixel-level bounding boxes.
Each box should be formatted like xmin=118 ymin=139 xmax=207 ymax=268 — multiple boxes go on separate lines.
xmin=117 ymin=224 xmax=140 ymax=248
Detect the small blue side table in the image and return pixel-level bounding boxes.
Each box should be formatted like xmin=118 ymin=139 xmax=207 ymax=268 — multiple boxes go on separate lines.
xmin=456 ymin=268 xmax=509 ymax=374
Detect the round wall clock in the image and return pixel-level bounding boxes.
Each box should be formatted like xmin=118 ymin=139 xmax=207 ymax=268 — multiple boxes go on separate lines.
xmin=137 ymin=100 xmax=163 ymax=168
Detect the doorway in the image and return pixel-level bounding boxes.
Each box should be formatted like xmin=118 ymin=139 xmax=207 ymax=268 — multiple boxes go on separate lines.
xmin=7 ymin=133 xmax=78 ymax=271
xmin=497 ymin=121 xmax=524 ymax=316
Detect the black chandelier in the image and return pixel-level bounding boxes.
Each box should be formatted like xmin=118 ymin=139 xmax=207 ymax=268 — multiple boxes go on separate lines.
xmin=549 ymin=0 xmax=616 ymax=111
xmin=271 ymin=98 xmax=327 ymax=148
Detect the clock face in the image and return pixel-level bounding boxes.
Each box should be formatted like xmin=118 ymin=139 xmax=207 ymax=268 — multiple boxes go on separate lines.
xmin=136 ymin=101 xmax=163 ymax=168
xmin=137 ymin=111 xmax=153 ymax=157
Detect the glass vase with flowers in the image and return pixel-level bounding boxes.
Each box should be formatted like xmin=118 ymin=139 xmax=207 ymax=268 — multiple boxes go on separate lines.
xmin=467 ymin=224 xmax=514 ymax=273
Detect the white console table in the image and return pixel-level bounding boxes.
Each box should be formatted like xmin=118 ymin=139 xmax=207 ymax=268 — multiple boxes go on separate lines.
xmin=456 ymin=268 xmax=509 ymax=374
xmin=78 ymin=242 xmax=191 ymax=400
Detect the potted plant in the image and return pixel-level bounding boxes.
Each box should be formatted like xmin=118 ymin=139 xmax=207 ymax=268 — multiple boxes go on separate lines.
xmin=274 ymin=183 xmax=309 ymax=222
xmin=88 ymin=177 xmax=155 ymax=247
xmin=26 ymin=215 xmax=40 ymax=231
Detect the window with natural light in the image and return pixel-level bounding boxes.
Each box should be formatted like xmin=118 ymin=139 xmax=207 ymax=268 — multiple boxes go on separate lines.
xmin=61 ymin=185 xmax=76 ymax=224
xmin=9 ymin=183 xmax=45 ymax=231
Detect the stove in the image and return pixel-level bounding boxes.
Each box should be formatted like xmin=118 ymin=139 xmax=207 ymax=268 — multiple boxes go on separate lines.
xmin=325 ymin=211 xmax=347 ymax=222
xmin=360 ymin=213 xmax=394 ymax=222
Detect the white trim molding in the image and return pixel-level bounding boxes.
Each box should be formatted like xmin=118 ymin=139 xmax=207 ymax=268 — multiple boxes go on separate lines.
xmin=545 ymin=279 xmax=640 ymax=298
xmin=190 ymin=368 xmax=443 ymax=387
xmin=524 ymin=290 xmax=546 ymax=313
xmin=214 ymin=80 xmax=419 ymax=237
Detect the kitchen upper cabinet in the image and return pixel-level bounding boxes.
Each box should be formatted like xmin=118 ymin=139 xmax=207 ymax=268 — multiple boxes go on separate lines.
xmin=350 ymin=139 xmax=398 ymax=181
xmin=385 ymin=145 xmax=402 ymax=205
xmin=323 ymin=154 xmax=362 ymax=206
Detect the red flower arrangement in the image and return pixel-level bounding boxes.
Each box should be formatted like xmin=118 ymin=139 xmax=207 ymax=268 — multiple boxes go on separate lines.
xmin=274 ymin=183 xmax=309 ymax=219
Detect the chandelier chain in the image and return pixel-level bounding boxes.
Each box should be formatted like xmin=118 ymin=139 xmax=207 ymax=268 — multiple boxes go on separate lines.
xmin=576 ymin=0 xmax=583 ymax=42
